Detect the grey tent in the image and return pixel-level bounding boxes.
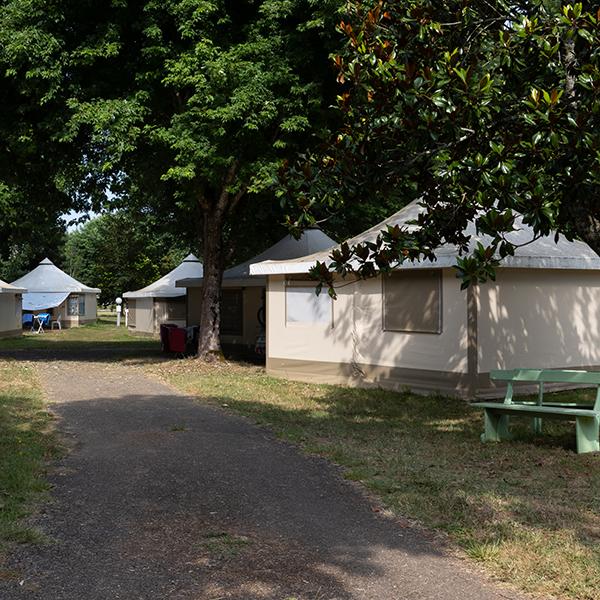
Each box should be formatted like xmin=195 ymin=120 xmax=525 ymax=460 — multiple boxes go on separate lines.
xmin=12 ymin=259 xmax=100 ymax=328
xmin=250 ymin=199 xmax=600 ymax=397
xmin=0 ymin=279 xmax=26 ymax=337
xmin=177 ymin=229 xmax=337 ymax=352
xmin=123 ymin=254 xmax=203 ymax=334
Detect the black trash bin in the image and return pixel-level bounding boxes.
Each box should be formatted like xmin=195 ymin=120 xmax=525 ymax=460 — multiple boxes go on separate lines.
xmin=186 ymin=325 xmax=200 ymax=356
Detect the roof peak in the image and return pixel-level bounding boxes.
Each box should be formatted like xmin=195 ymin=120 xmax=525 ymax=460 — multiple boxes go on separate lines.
xmin=40 ymin=258 xmax=54 ymax=265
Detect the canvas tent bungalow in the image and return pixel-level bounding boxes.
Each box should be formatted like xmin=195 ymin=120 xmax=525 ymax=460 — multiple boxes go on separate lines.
xmin=0 ymin=280 xmax=26 ymax=337
xmin=124 ymin=254 xmax=203 ymax=335
xmin=250 ymin=200 xmax=600 ymax=398
xmin=11 ymin=259 xmax=100 ymax=328
xmin=177 ymin=229 xmax=337 ymax=353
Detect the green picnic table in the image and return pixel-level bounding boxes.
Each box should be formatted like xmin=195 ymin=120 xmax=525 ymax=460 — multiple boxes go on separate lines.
xmin=472 ymin=369 xmax=600 ymax=454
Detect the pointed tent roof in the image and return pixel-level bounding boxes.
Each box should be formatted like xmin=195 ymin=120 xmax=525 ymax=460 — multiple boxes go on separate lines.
xmin=123 ymin=254 xmax=203 ymax=299
xmin=176 ymin=229 xmax=338 ymax=288
xmin=0 ymin=279 xmax=26 ymax=294
xmin=250 ymin=199 xmax=600 ymax=275
xmin=11 ymin=258 xmax=100 ymax=293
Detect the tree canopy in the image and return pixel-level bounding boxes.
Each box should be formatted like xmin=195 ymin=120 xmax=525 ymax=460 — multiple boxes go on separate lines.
xmin=0 ymin=0 xmax=344 ymax=354
xmin=282 ymin=1 xmax=600 ymax=293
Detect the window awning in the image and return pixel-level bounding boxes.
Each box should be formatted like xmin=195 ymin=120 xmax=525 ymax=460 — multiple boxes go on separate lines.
xmin=22 ymin=292 xmax=70 ymax=311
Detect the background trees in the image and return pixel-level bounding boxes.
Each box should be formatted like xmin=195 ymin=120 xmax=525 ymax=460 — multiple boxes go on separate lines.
xmin=284 ymin=1 xmax=600 ymax=291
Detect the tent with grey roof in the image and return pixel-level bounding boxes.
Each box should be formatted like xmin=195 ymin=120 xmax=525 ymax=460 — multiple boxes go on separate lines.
xmin=177 ymin=228 xmax=337 ymax=353
xmin=249 ymin=199 xmax=600 ymax=397
xmin=0 ymin=279 xmax=26 ymax=337
xmin=11 ymin=258 xmax=100 ymax=328
xmin=123 ymin=254 xmax=203 ymax=335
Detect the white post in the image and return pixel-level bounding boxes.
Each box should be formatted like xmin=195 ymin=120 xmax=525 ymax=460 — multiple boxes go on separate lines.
xmin=115 ymin=297 xmax=122 ymax=327
xmin=124 ymin=307 xmax=129 ymax=328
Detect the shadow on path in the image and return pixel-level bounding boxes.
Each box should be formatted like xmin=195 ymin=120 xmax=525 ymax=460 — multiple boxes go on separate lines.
xmin=0 ymin=363 xmax=522 ymax=600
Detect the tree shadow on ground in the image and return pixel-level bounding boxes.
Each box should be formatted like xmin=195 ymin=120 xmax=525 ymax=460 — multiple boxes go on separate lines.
xmin=0 ymin=392 xmax=506 ymax=600
xmin=173 ymin=376 xmax=600 ymax=600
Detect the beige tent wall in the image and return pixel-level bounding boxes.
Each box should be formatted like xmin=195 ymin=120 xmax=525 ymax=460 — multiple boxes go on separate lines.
xmin=154 ymin=297 xmax=186 ymax=331
xmin=186 ymin=287 xmax=202 ymax=327
xmin=0 ymin=293 xmax=22 ymax=337
xmin=187 ymin=286 xmax=265 ymax=349
xmin=129 ymin=297 xmax=154 ymax=334
xmin=48 ymin=292 xmax=97 ymax=328
xmin=477 ymin=268 xmax=600 ymax=375
xmin=79 ymin=293 xmax=98 ymax=325
xmin=221 ymin=286 xmax=264 ymax=348
xmin=265 ymin=270 xmax=469 ymax=394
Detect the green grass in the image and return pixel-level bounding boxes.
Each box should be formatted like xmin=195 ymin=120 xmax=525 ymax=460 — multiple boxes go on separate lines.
xmin=150 ymin=360 xmax=600 ymax=600
xmin=0 ymin=360 xmax=61 ymax=561
xmin=0 ymin=318 xmax=158 ymax=353
xmin=195 ymin=531 xmax=251 ymax=560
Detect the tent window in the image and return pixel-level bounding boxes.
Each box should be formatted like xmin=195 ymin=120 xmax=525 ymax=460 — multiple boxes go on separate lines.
xmin=167 ymin=297 xmax=186 ymax=320
xmin=383 ymin=270 xmax=442 ymax=333
xmin=78 ymin=295 xmax=86 ymax=316
xmin=67 ymin=296 xmax=79 ymax=316
xmin=221 ymin=290 xmax=243 ymax=336
xmin=286 ymin=284 xmax=332 ymax=325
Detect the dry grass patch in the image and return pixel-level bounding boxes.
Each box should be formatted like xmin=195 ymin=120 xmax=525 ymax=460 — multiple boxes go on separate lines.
xmin=149 ymin=359 xmax=600 ymax=600
xmin=0 ymin=360 xmax=61 ymax=557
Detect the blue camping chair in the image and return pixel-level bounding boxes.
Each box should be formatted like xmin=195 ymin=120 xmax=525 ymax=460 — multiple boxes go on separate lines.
xmin=37 ymin=313 xmax=51 ymax=326
xmin=22 ymin=313 xmax=34 ymax=329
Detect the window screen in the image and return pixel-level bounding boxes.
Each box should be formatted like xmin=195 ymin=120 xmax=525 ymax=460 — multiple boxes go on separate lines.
xmin=286 ymin=285 xmax=332 ymax=325
xmin=221 ymin=289 xmax=243 ymax=336
xmin=167 ymin=297 xmax=186 ymax=320
xmin=383 ymin=270 xmax=442 ymax=333
xmin=67 ymin=296 xmax=79 ymax=316
xmin=78 ymin=295 xmax=86 ymax=316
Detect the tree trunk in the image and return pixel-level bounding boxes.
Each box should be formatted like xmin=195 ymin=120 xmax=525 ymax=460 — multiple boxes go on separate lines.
xmin=196 ymin=210 xmax=225 ymax=359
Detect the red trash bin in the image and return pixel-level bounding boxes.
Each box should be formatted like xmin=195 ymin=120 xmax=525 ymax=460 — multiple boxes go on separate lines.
xmin=160 ymin=323 xmax=177 ymax=352
xmin=167 ymin=327 xmax=186 ymax=354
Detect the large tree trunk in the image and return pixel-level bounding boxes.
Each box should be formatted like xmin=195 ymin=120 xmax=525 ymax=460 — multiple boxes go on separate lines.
xmin=197 ymin=210 xmax=225 ymax=359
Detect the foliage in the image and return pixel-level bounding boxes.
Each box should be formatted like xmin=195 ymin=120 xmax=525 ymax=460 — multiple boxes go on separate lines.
xmin=0 ymin=0 xmax=344 ymax=354
xmin=63 ymin=212 xmax=191 ymax=305
xmin=282 ymin=1 xmax=600 ymax=293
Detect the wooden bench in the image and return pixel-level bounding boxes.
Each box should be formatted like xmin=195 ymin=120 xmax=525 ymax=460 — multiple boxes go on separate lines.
xmin=472 ymin=369 xmax=600 ymax=454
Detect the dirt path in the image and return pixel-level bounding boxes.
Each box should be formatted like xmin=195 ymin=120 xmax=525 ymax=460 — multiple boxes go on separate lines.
xmin=0 ymin=360 xmax=525 ymax=600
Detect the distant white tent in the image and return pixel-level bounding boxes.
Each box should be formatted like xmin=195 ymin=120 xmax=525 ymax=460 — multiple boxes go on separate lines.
xmin=250 ymin=199 xmax=600 ymax=397
xmin=177 ymin=229 xmax=338 ymax=353
xmin=11 ymin=258 xmax=100 ymax=328
xmin=123 ymin=254 xmax=203 ymax=334
xmin=0 ymin=279 xmax=26 ymax=338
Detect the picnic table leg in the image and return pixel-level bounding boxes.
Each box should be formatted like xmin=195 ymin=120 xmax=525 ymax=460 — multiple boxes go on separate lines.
xmin=533 ymin=382 xmax=543 ymax=435
xmin=575 ymin=416 xmax=600 ymax=454
xmin=481 ymin=409 xmax=512 ymax=443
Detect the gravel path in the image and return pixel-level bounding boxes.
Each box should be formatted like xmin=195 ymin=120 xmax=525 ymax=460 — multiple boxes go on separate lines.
xmin=0 ymin=360 xmax=526 ymax=600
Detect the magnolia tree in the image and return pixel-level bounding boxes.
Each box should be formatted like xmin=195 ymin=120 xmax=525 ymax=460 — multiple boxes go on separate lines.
xmin=281 ymin=1 xmax=600 ymax=294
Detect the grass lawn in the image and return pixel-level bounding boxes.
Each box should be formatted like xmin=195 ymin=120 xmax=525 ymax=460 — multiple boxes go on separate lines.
xmin=150 ymin=360 xmax=600 ymax=600
xmin=0 ymin=317 xmax=158 ymax=353
xmin=0 ymin=360 xmax=61 ymax=568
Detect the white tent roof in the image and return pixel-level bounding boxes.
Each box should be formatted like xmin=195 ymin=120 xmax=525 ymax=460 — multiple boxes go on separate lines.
xmin=250 ymin=199 xmax=600 ymax=275
xmin=176 ymin=229 xmax=337 ymax=288
xmin=123 ymin=254 xmax=203 ymax=299
xmin=0 ymin=279 xmax=26 ymax=294
xmin=11 ymin=258 xmax=100 ymax=293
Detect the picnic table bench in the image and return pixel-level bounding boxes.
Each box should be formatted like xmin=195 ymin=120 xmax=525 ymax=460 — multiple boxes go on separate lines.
xmin=472 ymin=369 xmax=600 ymax=454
